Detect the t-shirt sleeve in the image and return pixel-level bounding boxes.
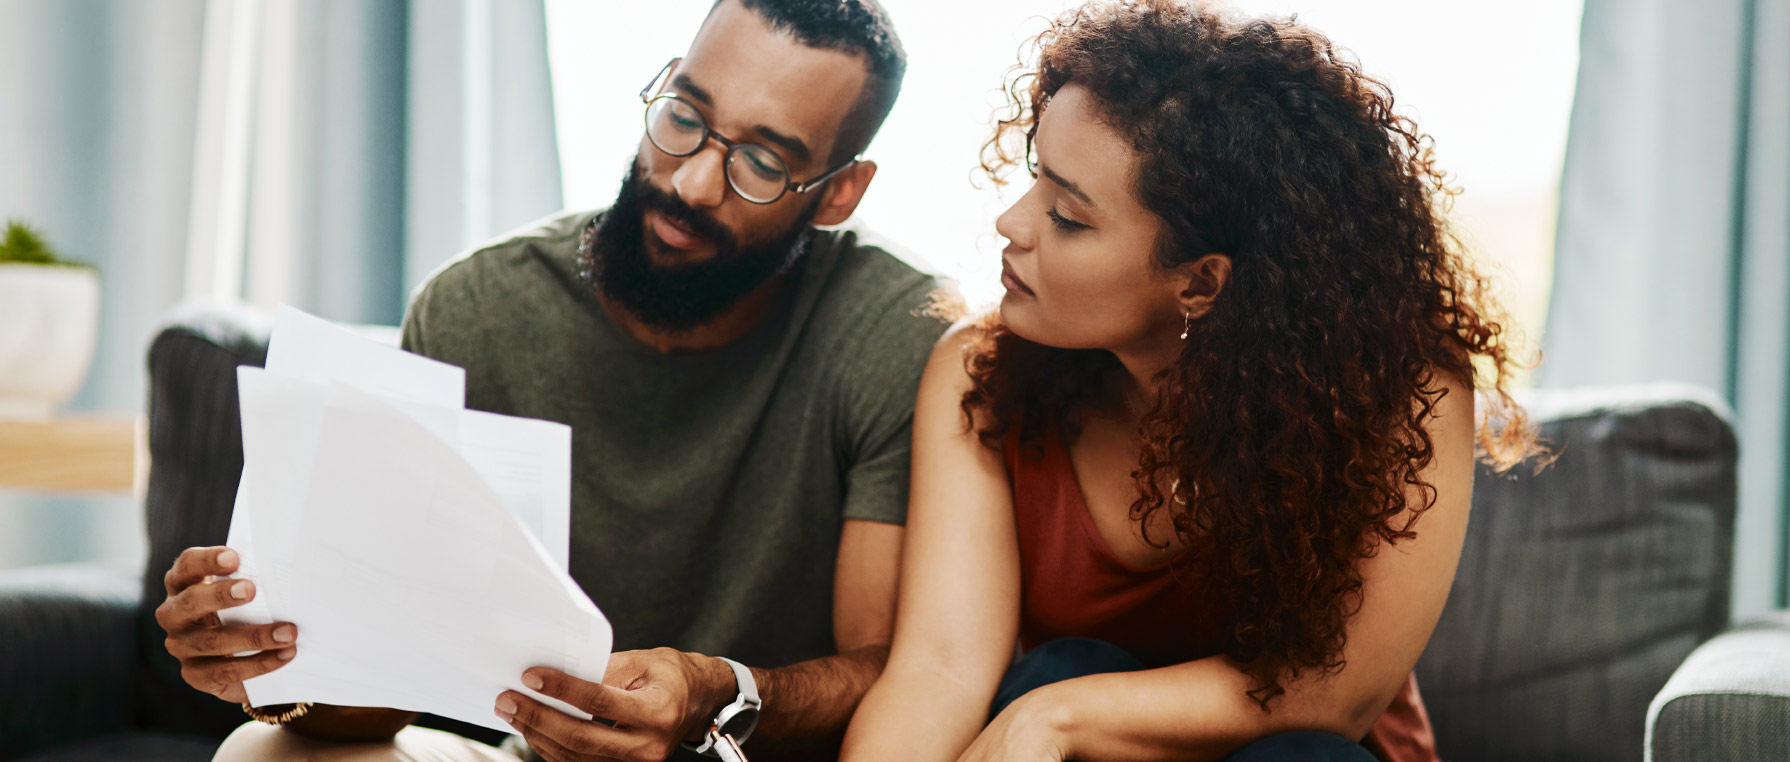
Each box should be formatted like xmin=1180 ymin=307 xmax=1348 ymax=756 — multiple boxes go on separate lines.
xmin=837 ymin=279 xmax=955 ymax=526
xmin=841 ymin=418 xmax=916 ymax=525
xmin=400 ymin=264 xmax=461 ymax=360
xmin=399 ymin=290 xmax=427 ymax=355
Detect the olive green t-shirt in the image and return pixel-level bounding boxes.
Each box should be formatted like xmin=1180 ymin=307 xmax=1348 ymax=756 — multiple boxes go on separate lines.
xmin=400 ymin=209 xmax=950 ymax=669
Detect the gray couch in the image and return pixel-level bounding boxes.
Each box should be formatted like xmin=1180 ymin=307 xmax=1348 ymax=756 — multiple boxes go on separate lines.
xmin=1 ymin=303 xmax=1785 ymax=761
xmin=1411 ymin=384 xmax=1788 ymax=762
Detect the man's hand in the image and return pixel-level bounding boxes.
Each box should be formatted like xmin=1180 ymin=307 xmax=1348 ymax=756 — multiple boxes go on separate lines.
xmin=496 ymin=648 xmax=735 ymax=762
xmin=154 ymin=545 xmax=298 ymax=703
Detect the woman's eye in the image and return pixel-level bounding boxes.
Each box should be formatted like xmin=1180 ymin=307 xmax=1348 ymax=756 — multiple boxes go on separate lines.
xmin=1046 ymin=208 xmax=1089 ymax=232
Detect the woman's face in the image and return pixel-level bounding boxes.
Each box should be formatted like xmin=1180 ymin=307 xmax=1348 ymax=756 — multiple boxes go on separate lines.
xmin=995 ymin=83 xmax=1188 ymax=354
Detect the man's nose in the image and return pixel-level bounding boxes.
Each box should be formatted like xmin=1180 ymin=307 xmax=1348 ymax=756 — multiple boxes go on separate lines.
xmin=671 ymin=141 xmax=728 ymax=210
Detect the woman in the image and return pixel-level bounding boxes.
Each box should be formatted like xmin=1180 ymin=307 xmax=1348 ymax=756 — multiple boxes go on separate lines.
xmin=841 ymin=2 xmax=1539 ymax=761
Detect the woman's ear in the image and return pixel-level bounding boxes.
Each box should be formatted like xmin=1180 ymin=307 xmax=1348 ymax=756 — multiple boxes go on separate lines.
xmin=1178 ymin=253 xmax=1232 ymax=319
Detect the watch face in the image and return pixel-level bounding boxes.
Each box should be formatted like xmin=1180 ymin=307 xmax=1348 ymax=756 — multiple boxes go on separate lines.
xmin=718 ymin=707 xmax=759 ymax=739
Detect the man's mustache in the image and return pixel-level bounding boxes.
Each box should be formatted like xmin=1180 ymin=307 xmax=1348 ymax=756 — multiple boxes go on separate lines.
xmin=637 ymin=180 xmax=739 ymax=255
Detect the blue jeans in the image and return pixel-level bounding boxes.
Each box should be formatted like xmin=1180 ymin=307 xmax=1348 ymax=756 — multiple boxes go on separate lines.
xmin=992 ymin=638 xmax=1377 ymax=762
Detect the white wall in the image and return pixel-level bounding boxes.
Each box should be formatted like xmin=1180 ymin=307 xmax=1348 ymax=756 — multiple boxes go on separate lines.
xmin=546 ymin=0 xmax=1582 ymax=330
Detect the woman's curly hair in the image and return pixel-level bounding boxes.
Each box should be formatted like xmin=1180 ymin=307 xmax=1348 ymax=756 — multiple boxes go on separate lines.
xmin=962 ymin=0 xmax=1544 ymax=710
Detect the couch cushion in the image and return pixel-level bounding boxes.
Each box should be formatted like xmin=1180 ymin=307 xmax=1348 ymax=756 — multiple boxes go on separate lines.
xmin=0 ymin=564 xmax=139 ymax=760
xmin=17 ymin=732 xmax=218 ymax=762
xmin=135 ymin=302 xmax=273 ymax=739
xmin=1415 ymin=384 xmax=1738 ymax=762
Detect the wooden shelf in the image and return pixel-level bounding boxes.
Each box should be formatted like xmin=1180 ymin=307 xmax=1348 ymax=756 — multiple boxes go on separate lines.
xmin=0 ymin=415 xmax=145 ymax=495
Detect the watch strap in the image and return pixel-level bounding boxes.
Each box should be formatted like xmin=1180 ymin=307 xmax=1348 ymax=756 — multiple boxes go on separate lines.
xmin=682 ymin=657 xmax=761 ymax=756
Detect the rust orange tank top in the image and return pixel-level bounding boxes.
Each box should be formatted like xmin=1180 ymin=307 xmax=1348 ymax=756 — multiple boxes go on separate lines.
xmin=1005 ymin=423 xmax=1439 ymax=762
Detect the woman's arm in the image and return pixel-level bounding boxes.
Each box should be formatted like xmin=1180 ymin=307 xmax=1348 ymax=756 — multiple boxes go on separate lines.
xmin=960 ymin=374 xmax=1478 ymax=762
xmin=840 ymin=322 xmax=1024 ymax=762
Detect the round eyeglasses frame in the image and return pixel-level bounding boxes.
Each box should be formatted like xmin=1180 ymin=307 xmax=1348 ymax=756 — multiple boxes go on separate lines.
xmin=638 ymin=58 xmax=861 ymax=205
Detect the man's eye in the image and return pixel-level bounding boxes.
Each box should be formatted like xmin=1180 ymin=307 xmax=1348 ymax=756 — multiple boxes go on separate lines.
xmin=742 ymin=151 xmax=782 ymax=181
xmin=671 ymin=113 xmax=702 ymax=132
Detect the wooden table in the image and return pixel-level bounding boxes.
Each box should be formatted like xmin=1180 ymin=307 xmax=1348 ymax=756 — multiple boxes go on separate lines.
xmin=0 ymin=415 xmax=146 ymax=495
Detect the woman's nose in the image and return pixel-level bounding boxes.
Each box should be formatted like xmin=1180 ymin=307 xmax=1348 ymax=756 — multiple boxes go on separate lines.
xmin=995 ymin=199 xmax=1030 ymax=252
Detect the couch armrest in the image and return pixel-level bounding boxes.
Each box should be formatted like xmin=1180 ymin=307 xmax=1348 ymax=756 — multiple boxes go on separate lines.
xmin=133 ymin=302 xmax=279 ymax=740
xmin=1646 ymin=611 xmax=1790 ymax=762
xmin=0 ymin=563 xmax=141 ymax=760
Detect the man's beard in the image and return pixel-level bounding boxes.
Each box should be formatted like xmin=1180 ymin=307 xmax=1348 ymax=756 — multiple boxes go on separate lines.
xmin=582 ymin=159 xmax=817 ymax=333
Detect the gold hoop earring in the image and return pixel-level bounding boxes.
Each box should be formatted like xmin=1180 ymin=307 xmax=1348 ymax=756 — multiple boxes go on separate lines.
xmin=1179 ymin=311 xmax=1192 ymax=341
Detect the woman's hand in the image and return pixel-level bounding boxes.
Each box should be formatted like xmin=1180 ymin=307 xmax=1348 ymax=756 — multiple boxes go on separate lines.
xmin=956 ymin=689 xmax=1073 ymax=762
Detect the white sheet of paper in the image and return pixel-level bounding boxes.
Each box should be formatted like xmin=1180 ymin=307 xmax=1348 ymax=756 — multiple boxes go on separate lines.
xmin=219 ymin=367 xmax=333 ymax=631
xmin=224 ymin=303 xmax=467 ymax=620
xmin=265 ymin=304 xmax=464 ymax=407
xmin=223 ymin=306 xmax=603 ymax=732
xmin=457 ymin=410 xmax=573 ymax=571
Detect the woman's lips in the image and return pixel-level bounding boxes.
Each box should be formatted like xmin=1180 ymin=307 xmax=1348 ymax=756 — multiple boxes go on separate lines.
xmin=648 ymin=210 xmax=708 ymax=251
xmin=1001 ymin=259 xmax=1035 ymax=296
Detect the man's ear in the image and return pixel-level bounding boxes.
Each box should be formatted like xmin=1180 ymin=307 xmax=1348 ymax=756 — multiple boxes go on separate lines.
xmin=1178 ymin=253 xmax=1232 ymax=319
xmin=810 ymin=160 xmax=878 ymax=227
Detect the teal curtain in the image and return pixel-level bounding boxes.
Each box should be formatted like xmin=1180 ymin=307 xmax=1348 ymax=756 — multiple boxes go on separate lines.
xmin=0 ymin=0 xmax=563 ymax=569
xmin=0 ymin=0 xmax=208 ymax=570
xmin=1542 ymin=0 xmax=1790 ymax=620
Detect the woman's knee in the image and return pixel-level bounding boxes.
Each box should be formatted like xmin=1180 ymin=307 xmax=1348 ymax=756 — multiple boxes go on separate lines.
xmin=991 ymin=638 xmax=1147 ymax=719
xmin=1009 ymin=638 xmax=1146 ymax=684
xmin=213 ymin=722 xmax=286 ymax=762
xmin=1221 ymin=731 xmax=1378 ymax=762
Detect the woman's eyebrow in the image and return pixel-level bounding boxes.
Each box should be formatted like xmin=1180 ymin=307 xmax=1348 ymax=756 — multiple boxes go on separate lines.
xmin=1038 ymin=163 xmax=1096 ymax=208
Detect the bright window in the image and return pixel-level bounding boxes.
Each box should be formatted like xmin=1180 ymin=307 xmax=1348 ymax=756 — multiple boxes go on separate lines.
xmin=546 ymin=0 xmax=1581 ymax=363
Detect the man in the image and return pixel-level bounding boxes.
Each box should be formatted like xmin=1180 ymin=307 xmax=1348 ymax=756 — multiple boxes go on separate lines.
xmin=153 ymin=1 xmax=950 ymax=760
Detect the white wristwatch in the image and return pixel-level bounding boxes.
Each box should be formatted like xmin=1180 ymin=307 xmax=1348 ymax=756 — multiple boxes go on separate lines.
xmin=682 ymin=657 xmax=761 ymax=757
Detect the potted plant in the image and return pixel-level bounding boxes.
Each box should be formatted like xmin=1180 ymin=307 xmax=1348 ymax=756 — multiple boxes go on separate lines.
xmin=0 ymin=220 xmax=99 ymax=418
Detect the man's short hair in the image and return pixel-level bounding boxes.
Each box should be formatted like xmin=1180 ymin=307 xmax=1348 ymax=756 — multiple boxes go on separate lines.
xmin=715 ymin=0 xmax=907 ymax=165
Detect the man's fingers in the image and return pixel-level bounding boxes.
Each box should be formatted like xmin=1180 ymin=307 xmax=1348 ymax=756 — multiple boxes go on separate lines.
xmin=181 ymin=647 xmax=296 ymax=702
xmin=527 ymin=668 xmax=652 ymax=724
xmin=502 ymin=691 xmax=639 ymax=760
xmin=157 ymin=577 xmax=257 ymax=630
xmin=166 ymin=622 xmax=296 ymax=659
xmin=508 ymin=724 xmax=580 ymax=762
xmin=519 ymin=726 xmax=623 ymax=762
xmin=155 ymin=547 xmax=293 ymax=706
xmin=164 ymin=546 xmax=239 ymax=596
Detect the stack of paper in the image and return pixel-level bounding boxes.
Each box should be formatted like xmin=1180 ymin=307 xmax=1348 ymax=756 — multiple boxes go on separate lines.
xmin=220 ymin=305 xmax=611 ymax=732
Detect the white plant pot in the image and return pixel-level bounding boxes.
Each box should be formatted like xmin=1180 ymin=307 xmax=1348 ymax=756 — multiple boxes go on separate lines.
xmin=0 ymin=263 xmax=100 ymax=419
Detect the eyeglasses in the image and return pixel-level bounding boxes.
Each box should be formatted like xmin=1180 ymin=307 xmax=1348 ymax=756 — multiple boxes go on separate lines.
xmin=638 ymin=58 xmax=860 ymax=205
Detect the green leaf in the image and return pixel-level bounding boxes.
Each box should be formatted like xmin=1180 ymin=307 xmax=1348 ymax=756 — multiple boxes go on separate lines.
xmin=0 ymin=219 xmax=85 ymax=267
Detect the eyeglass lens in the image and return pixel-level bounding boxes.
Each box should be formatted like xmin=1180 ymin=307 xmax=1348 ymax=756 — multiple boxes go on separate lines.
xmin=644 ymin=96 xmax=790 ymax=204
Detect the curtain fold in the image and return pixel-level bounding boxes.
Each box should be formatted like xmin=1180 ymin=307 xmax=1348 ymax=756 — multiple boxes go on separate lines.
xmin=406 ymin=0 xmax=564 ymax=296
xmin=1543 ymin=0 xmax=1790 ymax=620
xmin=200 ymin=0 xmax=565 ymax=327
xmin=0 ymin=0 xmax=563 ymax=569
xmin=0 ymin=0 xmax=208 ymax=570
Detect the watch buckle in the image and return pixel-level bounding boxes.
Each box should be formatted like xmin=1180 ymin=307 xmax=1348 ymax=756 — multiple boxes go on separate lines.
xmin=708 ymin=726 xmax=748 ymax=762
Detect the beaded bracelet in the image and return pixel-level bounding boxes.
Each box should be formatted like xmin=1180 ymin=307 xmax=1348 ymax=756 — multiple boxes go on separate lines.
xmin=242 ymin=701 xmax=315 ymax=725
